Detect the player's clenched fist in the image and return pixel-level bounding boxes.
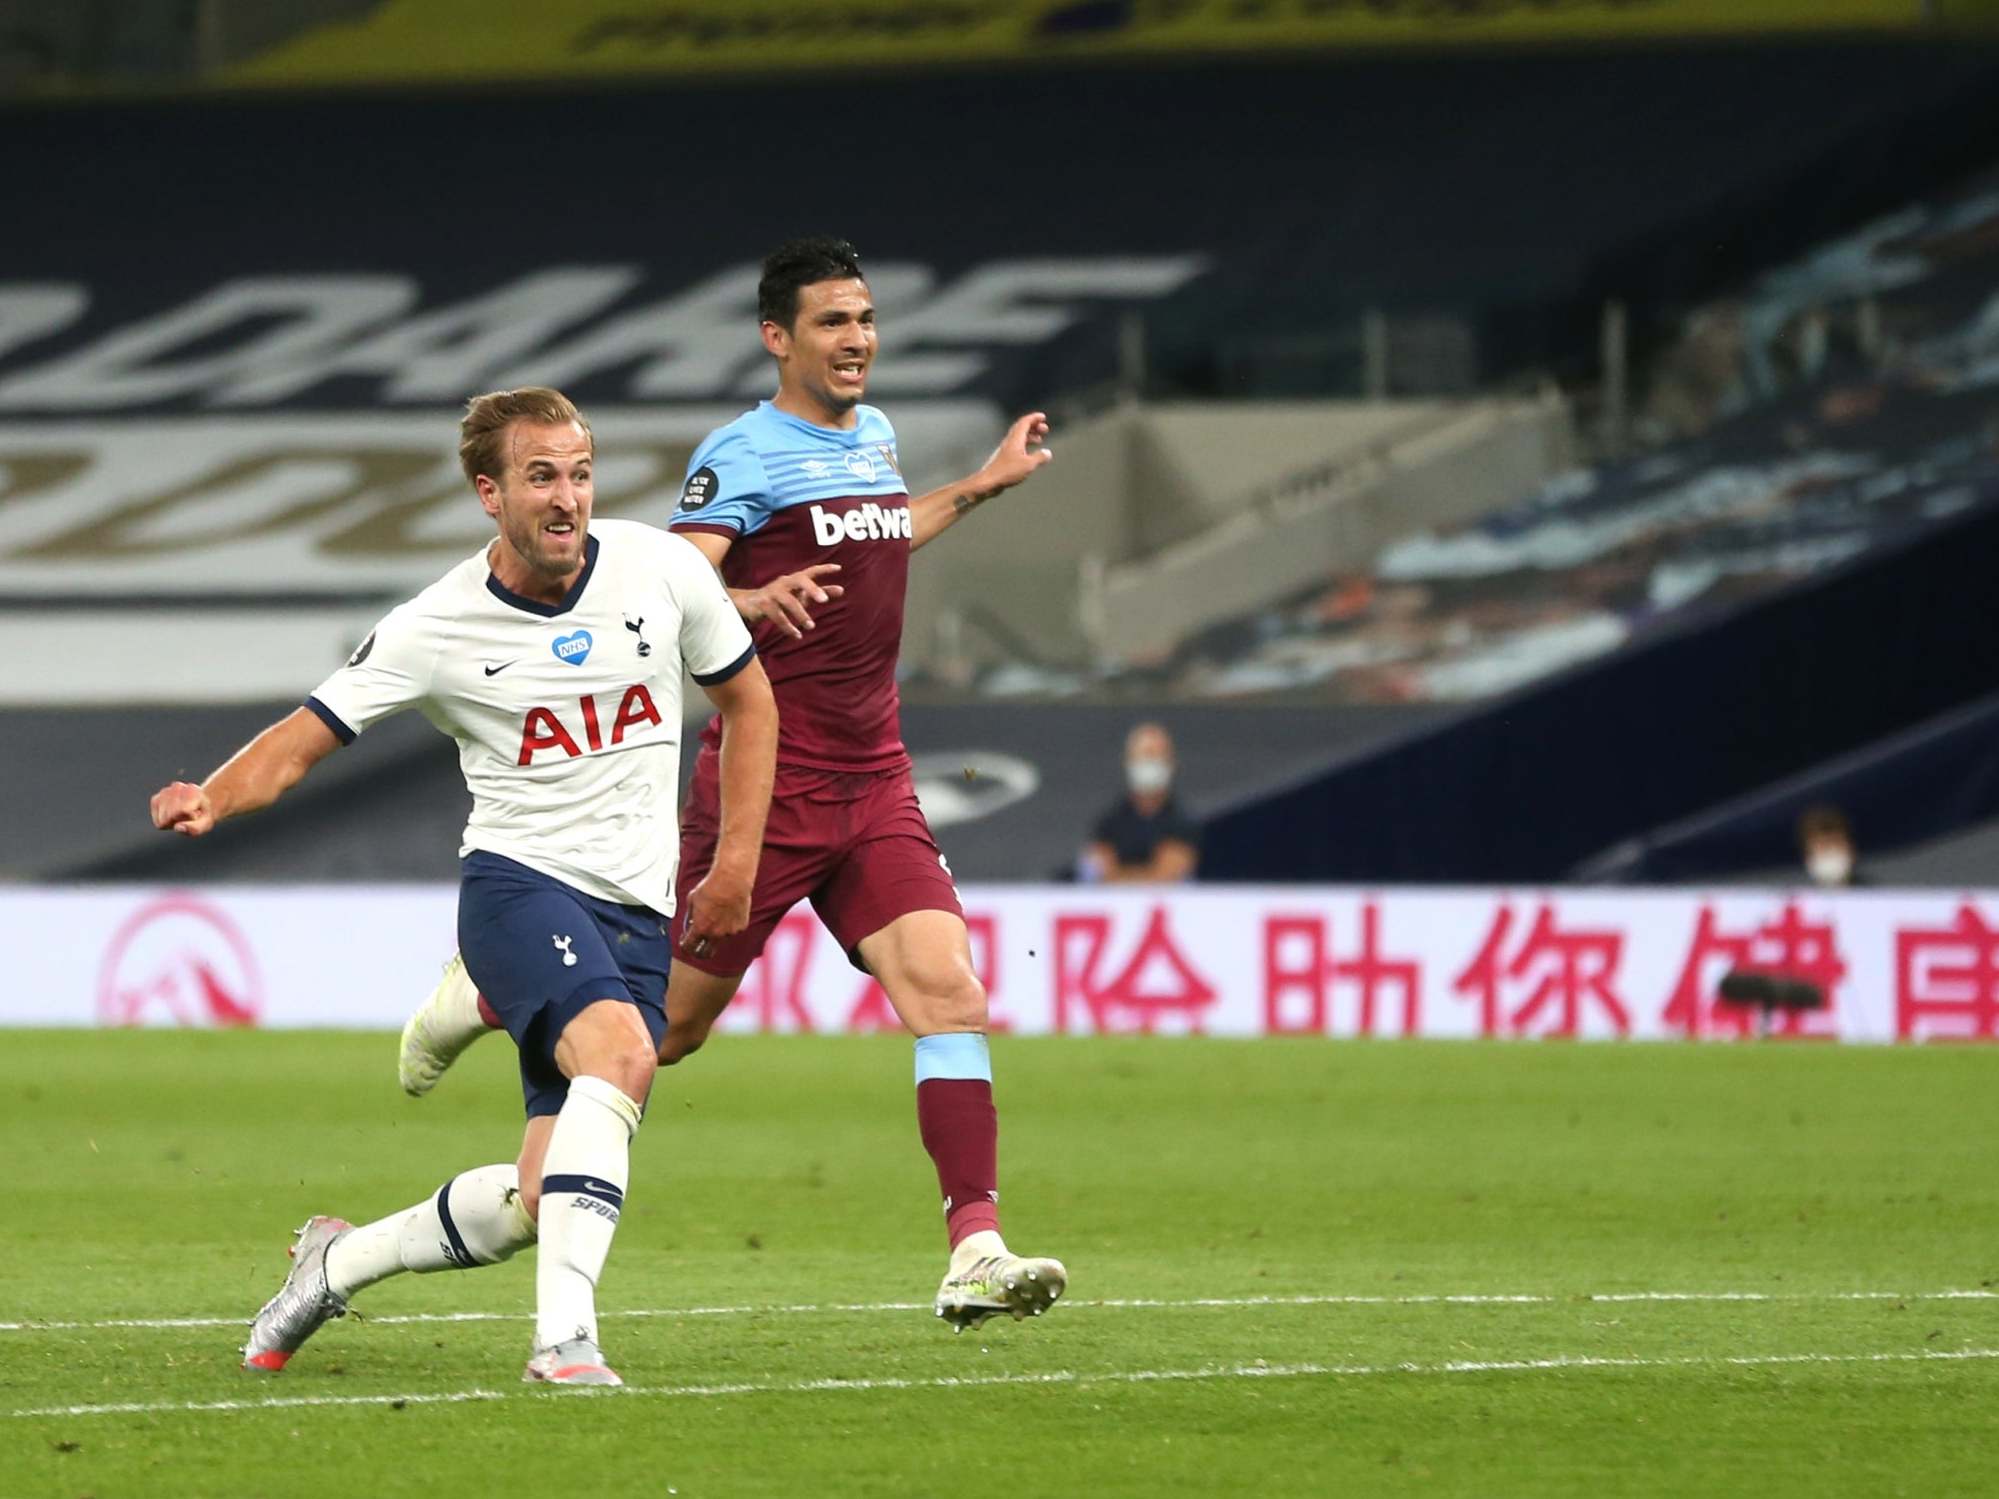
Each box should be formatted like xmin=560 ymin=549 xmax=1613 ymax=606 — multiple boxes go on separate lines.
xmin=680 ymin=864 xmax=753 ymax=958
xmin=150 ymin=781 xmax=215 ymax=837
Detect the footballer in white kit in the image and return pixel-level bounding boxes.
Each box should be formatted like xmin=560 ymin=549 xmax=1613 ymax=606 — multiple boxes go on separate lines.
xmin=306 ymin=514 xmax=753 ymax=915
xmin=149 ymin=389 xmax=778 ymax=1388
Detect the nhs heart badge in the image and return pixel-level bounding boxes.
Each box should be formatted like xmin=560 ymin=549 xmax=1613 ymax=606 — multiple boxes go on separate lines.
xmin=551 ymin=630 xmax=593 ymax=666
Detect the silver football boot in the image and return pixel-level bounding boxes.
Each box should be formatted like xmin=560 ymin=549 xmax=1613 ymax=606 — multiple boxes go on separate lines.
xmin=523 ymin=1336 xmax=624 ymax=1387
xmin=242 ymin=1215 xmax=352 ymax=1372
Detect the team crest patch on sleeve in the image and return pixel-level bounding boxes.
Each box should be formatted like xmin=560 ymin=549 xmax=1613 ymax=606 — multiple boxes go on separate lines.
xmin=679 ymin=465 xmax=718 ymax=511
xmin=346 ymin=630 xmax=376 ymax=667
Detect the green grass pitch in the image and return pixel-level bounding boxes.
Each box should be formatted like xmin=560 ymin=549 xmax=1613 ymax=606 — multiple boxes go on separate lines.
xmin=3 ymin=1031 xmax=1998 ymax=1497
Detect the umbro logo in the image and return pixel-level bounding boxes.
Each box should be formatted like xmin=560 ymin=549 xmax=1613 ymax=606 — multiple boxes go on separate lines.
xmin=483 ymin=661 xmax=515 ymax=677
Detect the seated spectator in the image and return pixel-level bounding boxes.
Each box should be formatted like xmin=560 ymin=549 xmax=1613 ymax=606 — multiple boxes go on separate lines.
xmin=1798 ymin=804 xmax=1867 ymax=887
xmin=1080 ymin=722 xmax=1199 ymax=883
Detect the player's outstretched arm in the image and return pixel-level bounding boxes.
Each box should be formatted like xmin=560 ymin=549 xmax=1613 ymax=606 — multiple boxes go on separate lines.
xmin=677 ymin=528 xmax=846 ymax=640
xmin=149 ymin=708 xmax=342 ymax=838
xmin=909 ymin=411 xmax=1053 ymax=551
xmin=680 ymin=658 xmax=777 ymax=957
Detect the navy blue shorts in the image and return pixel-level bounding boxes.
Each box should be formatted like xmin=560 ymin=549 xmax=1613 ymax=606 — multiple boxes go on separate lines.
xmin=457 ymin=851 xmax=670 ymax=1119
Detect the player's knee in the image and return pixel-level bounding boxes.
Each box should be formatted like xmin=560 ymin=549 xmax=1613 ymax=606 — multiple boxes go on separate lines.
xmin=945 ymin=973 xmax=989 ymax=1033
xmin=558 ymin=1001 xmax=657 ymax=1100
xmin=515 ymin=1169 xmax=543 ymax=1222
xmin=910 ymin=968 xmax=987 ymax=1034
xmin=597 ymin=1038 xmax=656 ymax=1101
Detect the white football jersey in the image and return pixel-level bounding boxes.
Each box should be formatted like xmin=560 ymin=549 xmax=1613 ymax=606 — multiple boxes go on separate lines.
xmin=307 ymin=518 xmax=754 ymax=914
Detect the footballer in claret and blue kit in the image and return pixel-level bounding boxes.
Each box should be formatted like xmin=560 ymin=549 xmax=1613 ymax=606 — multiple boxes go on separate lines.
xmin=397 ymin=237 xmax=1071 ymax=1337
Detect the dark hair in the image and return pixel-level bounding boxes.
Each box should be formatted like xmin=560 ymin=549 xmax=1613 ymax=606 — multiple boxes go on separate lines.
xmin=758 ymin=236 xmax=865 ymax=329
xmin=1797 ymin=804 xmax=1852 ymax=846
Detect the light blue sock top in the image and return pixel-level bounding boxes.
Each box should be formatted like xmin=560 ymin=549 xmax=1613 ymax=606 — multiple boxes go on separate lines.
xmin=913 ymin=1031 xmax=992 ymax=1084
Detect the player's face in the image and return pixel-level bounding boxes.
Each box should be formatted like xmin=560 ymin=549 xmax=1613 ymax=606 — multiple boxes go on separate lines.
xmin=480 ymin=420 xmax=594 ymax=579
xmin=771 ymin=278 xmax=876 ymax=418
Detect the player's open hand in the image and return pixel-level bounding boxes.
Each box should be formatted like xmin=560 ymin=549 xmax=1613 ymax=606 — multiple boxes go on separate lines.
xmin=681 ymin=865 xmax=753 ymax=957
xmin=150 ymin=781 xmax=215 ymax=837
xmin=740 ymin=564 xmax=844 ymax=640
xmin=979 ymin=411 xmax=1053 ymax=493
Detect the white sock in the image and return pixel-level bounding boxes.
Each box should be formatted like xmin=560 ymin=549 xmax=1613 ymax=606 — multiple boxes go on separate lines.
xmin=535 ymin=1075 xmax=643 ymax=1350
xmin=324 ymin=1164 xmax=536 ymax=1300
xmin=950 ymin=1229 xmax=1009 ymax=1272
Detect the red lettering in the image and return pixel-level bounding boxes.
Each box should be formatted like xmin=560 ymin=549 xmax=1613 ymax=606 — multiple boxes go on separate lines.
xmin=580 ymin=693 xmax=603 ymax=752
xmin=517 ymin=706 xmax=582 ymax=765
xmin=1264 ymin=915 xmax=1331 ymax=1036
xmin=1053 ymin=906 xmax=1216 ymax=1035
xmin=1662 ymin=902 xmax=1844 ymax=1039
xmin=1262 ymin=903 xmax=1420 ymax=1037
xmin=1452 ymin=902 xmax=1630 ymax=1039
xmin=611 ymin=683 xmax=662 ymax=744
xmin=1896 ymin=904 xmax=1999 ymax=1040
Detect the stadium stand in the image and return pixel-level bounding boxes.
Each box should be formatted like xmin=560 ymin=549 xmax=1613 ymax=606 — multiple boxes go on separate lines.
xmin=1200 ymin=167 xmax=1999 ymax=882
xmin=8 ymin=42 xmax=1999 ymax=883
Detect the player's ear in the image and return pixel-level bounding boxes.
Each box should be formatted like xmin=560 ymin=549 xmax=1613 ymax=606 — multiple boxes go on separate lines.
xmin=472 ymin=473 xmax=502 ymax=518
xmin=760 ymin=319 xmax=789 ymax=361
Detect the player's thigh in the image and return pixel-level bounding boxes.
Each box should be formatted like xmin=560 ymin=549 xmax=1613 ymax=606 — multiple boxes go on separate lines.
xmin=457 ymin=853 xmax=656 ymax=1114
xmin=814 ymin=770 xmax=969 ymax=1020
xmin=675 ymin=756 xmax=845 ymax=977
xmin=855 ymin=909 xmax=985 ymax=1035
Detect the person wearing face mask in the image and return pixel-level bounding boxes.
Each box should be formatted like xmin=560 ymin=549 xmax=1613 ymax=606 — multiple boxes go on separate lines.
xmin=1798 ymin=804 xmax=1867 ymax=888
xmin=1079 ymin=722 xmax=1201 ymax=884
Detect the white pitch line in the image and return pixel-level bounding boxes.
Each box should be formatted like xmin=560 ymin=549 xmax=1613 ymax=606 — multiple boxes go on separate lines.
xmin=7 ymin=1388 xmax=508 ymax=1420
xmin=4 ymin=1287 xmax=1996 ymax=1336
xmin=10 ymin=1347 xmax=1999 ymax=1422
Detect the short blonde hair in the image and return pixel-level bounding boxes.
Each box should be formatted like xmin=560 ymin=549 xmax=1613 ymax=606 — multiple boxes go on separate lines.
xmin=458 ymin=387 xmax=593 ymax=486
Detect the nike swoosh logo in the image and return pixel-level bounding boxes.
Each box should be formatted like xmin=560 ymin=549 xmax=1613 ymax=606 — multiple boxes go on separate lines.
xmin=483 ymin=662 xmax=515 ymax=677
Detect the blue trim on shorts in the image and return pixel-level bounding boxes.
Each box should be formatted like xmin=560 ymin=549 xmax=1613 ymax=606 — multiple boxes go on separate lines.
xmin=914 ymin=1032 xmax=992 ymax=1084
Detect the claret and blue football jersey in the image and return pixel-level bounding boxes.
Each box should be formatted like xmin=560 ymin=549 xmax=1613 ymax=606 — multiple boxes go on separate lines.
xmin=672 ymin=401 xmax=914 ymax=773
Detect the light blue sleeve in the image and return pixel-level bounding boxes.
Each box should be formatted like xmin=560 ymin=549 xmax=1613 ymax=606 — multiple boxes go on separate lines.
xmin=670 ymin=428 xmax=775 ymax=535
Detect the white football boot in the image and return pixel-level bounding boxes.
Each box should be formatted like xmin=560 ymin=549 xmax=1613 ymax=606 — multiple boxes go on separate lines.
xmin=933 ymin=1231 xmax=1067 ymax=1333
xmin=242 ymin=1216 xmax=352 ymax=1372
xmin=524 ymin=1336 xmax=624 ymax=1387
xmin=398 ymin=953 xmax=492 ymax=1097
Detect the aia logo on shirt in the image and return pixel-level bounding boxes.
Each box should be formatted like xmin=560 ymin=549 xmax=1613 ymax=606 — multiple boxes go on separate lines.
xmin=810 ymin=502 xmax=912 ymax=546
xmin=518 ymin=684 xmax=663 ymax=764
